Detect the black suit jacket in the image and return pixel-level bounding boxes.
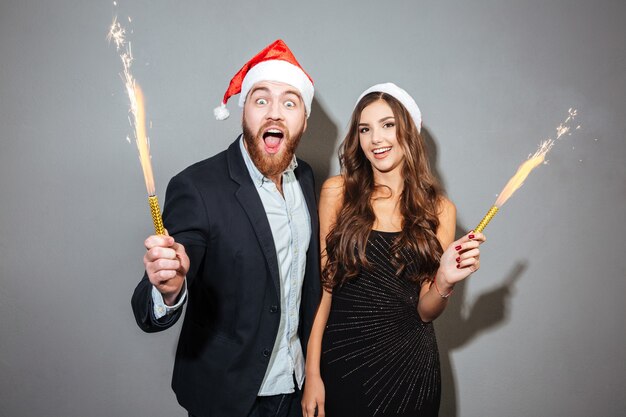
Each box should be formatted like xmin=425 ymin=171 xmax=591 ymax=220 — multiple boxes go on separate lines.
xmin=131 ymin=138 xmax=321 ymax=417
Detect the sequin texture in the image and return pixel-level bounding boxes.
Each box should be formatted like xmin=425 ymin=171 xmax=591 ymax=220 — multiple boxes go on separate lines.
xmin=321 ymin=230 xmax=441 ymax=416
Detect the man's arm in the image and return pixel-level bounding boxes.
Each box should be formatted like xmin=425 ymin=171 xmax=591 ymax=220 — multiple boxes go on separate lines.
xmin=131 ymin=171 xmax=210 ymax=332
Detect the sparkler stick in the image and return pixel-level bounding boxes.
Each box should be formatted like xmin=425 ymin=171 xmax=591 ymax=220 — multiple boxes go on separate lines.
xmin=474 ymin=109 xmax=578 ymax=232
xmin=108 ymin=14 xmax=165 ymax=235
xmin=133 ymin=84 xmax=166 ymax=235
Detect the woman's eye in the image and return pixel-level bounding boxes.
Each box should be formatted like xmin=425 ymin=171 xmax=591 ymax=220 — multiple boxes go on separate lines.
xmin=359 ymin=127 xmax=369 ymax=134
xmin=256 ymin=98 xmax=268 ymax=105
xmin=284 ymin=100 xmax=296 ymax=108
xmin=383 ymin=122 xmax=395 ymax=128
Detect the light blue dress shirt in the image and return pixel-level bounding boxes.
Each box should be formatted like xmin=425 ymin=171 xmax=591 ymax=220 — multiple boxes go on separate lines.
xmin=152 ymin=137 xmax=311 ymax=395
xmin=239 ymin=138 xmax=311 ymax=395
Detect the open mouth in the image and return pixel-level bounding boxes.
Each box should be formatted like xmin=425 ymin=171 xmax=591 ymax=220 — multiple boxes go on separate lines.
xmin=262 ymin=128 xmax=285 ymax=154
xmin=372 ymin=146 xmax=392 ymax=158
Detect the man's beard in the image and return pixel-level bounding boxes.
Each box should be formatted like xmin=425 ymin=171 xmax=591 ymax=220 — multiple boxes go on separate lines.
xmin=242 ymin=119 xmax=303 ymax=179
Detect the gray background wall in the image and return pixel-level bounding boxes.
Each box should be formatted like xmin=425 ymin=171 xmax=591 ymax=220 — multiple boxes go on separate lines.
xmin=1 ymin=0 xmax=625 ymax=416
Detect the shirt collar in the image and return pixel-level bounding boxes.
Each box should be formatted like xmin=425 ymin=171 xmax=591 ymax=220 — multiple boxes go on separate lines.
xmin=239 ymin=136 xmax=298 ymax=187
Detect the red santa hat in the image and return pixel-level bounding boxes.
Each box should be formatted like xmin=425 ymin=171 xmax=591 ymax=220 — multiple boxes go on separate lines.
xmin=214 ymin=39 xmax=314 ymax=120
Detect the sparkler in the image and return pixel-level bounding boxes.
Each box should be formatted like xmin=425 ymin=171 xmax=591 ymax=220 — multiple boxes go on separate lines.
xmin=108 ymin=13 xmax=165 ymax=235
xmin=474 ymin=109 xmax=579 ymax=232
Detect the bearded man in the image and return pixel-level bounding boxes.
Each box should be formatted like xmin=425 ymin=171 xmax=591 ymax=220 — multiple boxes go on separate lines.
xmin=131 ymin=40 xmax=321 ymax=417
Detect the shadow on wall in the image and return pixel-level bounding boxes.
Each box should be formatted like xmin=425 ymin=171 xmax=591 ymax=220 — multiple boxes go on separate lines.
xmin=297 ymin=97 xmax=340 ymax=196
xmin=422 ymin=127 xmax=526 ymax=417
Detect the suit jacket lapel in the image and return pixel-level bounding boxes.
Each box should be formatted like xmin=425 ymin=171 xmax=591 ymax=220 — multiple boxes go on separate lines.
xmin=227 ymin=138 xmax=281 ymax=299
xmin=294 ymin=161 xmax=318 ymax=240
xmin=294 ymin=160 xmax=320 ymax=305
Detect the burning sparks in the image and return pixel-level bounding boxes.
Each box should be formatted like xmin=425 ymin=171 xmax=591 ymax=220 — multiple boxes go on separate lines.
xmin=107 ymin=16 xmax=138 ymax=124
xmin=107 ymin=13 xmax=155 ymax=195
xmin=494 ymin=141 xmax=552 ymax=207
xmin=132 ymin=84 xmax=156 ymax=195
xmin=494 ymin=108 xmax=578 ymax=208
xmin=475 ymin=109 xmax=580 ymax=232
xmin=108 ymin=7 xmax=164 ymax=234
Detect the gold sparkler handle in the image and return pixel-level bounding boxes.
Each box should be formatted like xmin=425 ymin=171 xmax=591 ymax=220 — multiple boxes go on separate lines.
xmin=475 ymin=206 xmax=499 ymax=233
xmin=148 ymin=195 xmax=166 ymax=235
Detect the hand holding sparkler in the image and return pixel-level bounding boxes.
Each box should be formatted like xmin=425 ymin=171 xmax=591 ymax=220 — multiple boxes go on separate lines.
xmin=435 ymin=231 xmax=487 ymax=292
xmin=420 ymin=231 xmax=486 ymax=322
xmin=144 ymin=234 xmax=189 ymax=305
xmin=109 ymin=12 xmax=186 ymax=304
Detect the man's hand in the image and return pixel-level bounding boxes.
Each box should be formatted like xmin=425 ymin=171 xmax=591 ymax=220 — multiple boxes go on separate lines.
xmin=143 ymin=234 xmax=189 ymax=306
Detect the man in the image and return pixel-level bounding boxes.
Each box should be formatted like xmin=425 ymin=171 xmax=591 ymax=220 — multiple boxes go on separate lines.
xmin=131 ymin=40 xmax=321 ymax=417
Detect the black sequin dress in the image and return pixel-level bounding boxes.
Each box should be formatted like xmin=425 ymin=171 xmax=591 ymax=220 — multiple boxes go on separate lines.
xmin=321 ymin=230 xmax=441 ymax=417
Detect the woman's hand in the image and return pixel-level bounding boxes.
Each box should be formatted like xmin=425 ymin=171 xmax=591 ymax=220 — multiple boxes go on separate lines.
xmin=302 ymin=374 xmax=326 ymax=417
xmin=436 ymin=231 xmax=486 ymax=290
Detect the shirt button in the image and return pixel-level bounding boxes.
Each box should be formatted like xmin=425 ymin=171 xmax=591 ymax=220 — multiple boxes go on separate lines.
xmin=262 ymin=349 xmax=271 ymax=358
xmin=269 ymin=305 xmax=278 ymax=313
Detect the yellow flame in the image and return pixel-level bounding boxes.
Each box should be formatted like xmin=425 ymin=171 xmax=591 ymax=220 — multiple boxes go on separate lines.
xmin=108 ymin=15 xmax=157 ymax=197
xmin=494 ymin=142 xmax=551 ymax=207
xmin=133 ymin=84 xmax=156 ymax=196
xmin=474 ymin=109 xmax=580 ymax=232
xmin=491 ymin=109 xmax=578 ymax=208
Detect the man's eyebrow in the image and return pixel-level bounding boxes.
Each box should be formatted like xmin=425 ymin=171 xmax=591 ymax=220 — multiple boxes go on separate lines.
xmin=248 ymin=86 xmax=302 ymax=100
xmin=282 ymin=89 xmax=302 ymax=98
xmin=248 ymin=86 xmax=271 ymax=96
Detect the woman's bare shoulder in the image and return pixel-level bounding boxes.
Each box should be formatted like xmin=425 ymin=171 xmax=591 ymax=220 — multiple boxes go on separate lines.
xmin=321 ymin=175 xmax=345 ymax=190
xmin=436 ymin=196 xmax=456 ymax=247
xmin=319 ymin=175 xmax=345 ymax=215
xmin=436 ymin=195 xmax=455 ymax=216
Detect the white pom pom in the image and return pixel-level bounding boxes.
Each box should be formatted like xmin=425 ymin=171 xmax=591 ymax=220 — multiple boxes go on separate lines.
xmin=214 ymin=103 xmax=230 ymax=120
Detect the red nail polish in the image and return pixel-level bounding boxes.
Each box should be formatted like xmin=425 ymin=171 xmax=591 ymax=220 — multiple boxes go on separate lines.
xmin=455 ymin=245 xmax=462 ymax=251
xmin=469 ymin=234 xmax=475 ymax=239
xmin=456 ymin=257 xmax=460 ymax=262
xmin=456 ymin=264 xmax=460 ymax=269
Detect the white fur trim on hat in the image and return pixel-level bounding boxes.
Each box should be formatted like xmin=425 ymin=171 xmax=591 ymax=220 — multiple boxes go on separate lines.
xmin=238 ymin=60 xmax=314 ymax=118
xmin=213 ymin=103 xmax=230 ymax=120
xmin=356 ymin=82 xmax=422 ymax=133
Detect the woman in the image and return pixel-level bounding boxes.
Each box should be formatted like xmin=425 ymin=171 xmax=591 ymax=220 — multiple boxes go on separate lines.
xmin=302 ymin=83 xmax=485 ymax=417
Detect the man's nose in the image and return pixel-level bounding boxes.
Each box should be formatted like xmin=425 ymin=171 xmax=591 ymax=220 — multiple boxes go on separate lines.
xmin=266 ymin=100 xmax=283 ymax=120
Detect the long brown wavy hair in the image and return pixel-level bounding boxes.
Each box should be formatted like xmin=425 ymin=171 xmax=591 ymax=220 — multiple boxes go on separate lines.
xmin=322 ymin=92 xmax=445 ymax=290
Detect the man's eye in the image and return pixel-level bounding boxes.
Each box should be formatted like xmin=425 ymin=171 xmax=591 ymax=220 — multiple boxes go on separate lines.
xmin=256 ymin=98 xmax=268 ymax=105
xmin=284 ymin=100 xmax=296 ymax=108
